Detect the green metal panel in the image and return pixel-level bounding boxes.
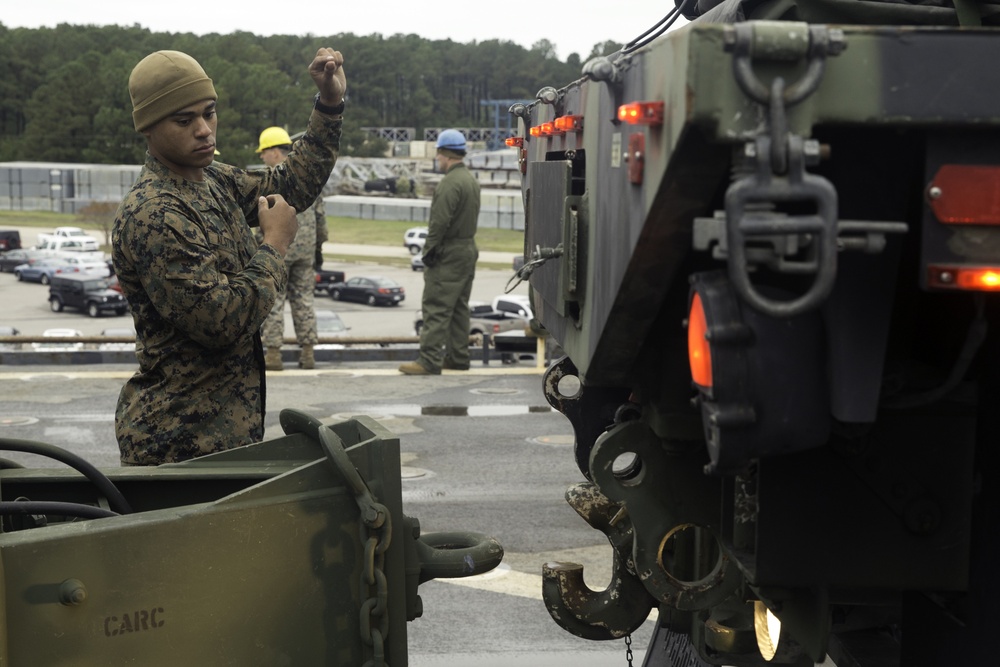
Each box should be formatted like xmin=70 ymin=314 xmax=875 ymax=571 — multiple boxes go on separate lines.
xmin=524 ymin=21 xmax=1000 ymax=385
xmin=0 ymin=413 xmax=503 ymax=666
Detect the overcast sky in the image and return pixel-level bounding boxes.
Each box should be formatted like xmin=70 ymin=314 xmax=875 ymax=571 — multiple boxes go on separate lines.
xmin=2 ymin=1 xmax=688 ymax=61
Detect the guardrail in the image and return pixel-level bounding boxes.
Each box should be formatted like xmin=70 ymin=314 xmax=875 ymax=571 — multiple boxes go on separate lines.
xmin=0 ymin=333 xmax=550 ymax=367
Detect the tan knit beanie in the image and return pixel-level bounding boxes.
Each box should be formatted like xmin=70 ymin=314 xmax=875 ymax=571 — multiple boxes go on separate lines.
xmin=129 ymin=51 xmax=218 ymax=132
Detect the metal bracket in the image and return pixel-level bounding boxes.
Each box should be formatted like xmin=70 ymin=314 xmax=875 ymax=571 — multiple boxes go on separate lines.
xmin=589 ymin=421 xmax=742 ymax=611
xmin=711 ymin=23 xmax=852 ymax=318
xmin=542 ymin=356 xmax=633 ymax=479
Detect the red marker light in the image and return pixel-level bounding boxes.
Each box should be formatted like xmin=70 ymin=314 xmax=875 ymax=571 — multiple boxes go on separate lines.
xmin=928 ymin=265 xmax=1000 ymax=291
xmin=506 ymin=136 xmax=524 ymax=148
xmin=617 ymin=101 xmax=664 ymax=126
xmin=554 ymin=115 xmax=584 ymax=132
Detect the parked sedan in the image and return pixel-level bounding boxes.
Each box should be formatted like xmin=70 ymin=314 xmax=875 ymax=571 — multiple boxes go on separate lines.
xmin=0 ymin=248 xmax=45 ymax=273
xmin=13 ymin=258 xmax=80 ymax=284
xmin=60 ymin=254 xmax=112 ymax=277
xmin=328 ymin=276 xmax=405 ymax=307
xmin=315 ymin=309 xmax=349 ymax=349
xmin=98 ymin=326 xmax=137 ymax=351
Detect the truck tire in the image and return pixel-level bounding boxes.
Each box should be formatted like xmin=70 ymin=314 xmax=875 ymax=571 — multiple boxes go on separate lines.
xmin=50 ymin=298 xmax=63 ymax=312
xmin=87 ymin=303 xmax=100 ymax=318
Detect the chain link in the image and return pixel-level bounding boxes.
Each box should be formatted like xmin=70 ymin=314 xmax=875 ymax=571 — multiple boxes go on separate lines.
xmin=317 ymin=426 xmax=392 ymax=667
xmin=625 ymin=634 xmax=634 ymax=667
xmin=358 ymin=497 xmax=391 ymax=667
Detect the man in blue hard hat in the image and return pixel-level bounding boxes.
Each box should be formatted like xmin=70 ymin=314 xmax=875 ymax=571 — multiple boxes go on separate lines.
xmin=399 ymin=129 xmax=480 ymax=375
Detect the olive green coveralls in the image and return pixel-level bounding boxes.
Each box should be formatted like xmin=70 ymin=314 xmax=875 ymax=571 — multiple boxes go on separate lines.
xmin=417 ymin=162 xmax=480 ymax=371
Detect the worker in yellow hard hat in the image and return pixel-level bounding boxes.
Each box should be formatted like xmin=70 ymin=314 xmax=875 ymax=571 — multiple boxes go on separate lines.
xmin=255 ymin=126 xmax=330 ymax=371
xmin=256 ymin=126 xmax=293 ymax=155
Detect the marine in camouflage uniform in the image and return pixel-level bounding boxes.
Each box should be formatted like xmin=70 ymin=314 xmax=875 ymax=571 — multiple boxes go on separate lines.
xmin=113 ymin=48 xmax=345 ymax=465
xmin=260 ymin=197 xmax=328 ymax=365
xmin=255 ymin=128 xmax=331 ymax=371
xmin=400 ymin=130 xmax=480 ymax=375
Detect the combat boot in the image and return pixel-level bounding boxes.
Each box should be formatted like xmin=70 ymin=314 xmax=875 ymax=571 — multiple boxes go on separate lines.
xmin=265 ymin=347 xmax=284 ymax=371
xmin=398 ymin=361 xmax=440 ymax=375
xmin=299 ymin=345 xmax=315 ymax=370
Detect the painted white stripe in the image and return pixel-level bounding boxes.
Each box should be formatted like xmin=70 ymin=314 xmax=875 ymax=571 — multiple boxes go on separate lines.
xmin=433 ymin=555 xmax=660 ymax=624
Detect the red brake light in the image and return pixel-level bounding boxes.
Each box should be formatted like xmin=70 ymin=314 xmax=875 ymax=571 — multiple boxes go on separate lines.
xmin=617 ymin=101 xmax=664 ymax=126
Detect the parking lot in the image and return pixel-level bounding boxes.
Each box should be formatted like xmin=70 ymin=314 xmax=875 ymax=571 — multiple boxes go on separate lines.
xmin=0 ymin=250 xmax=530 ymax=343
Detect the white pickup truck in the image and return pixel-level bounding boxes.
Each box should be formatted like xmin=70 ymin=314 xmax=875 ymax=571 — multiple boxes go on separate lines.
xmin=36 ymin=227 xmax=100 ymax=252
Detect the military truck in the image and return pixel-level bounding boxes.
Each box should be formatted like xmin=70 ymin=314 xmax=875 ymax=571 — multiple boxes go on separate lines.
xmin=510 ymin=2 xmax=999 ymax=665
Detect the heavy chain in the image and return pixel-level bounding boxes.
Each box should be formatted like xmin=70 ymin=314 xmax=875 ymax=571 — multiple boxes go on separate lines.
xmin=360 ymin=513 xmax=392 ymax=667
xmin=625 ymin=634 xmax=635 ymax=666
xmin=317 ymin=426 xmax=392 ymax=667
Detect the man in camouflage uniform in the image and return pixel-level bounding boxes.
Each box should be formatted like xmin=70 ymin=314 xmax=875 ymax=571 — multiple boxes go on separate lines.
xmin=112 ymin=48 xmax=347 ymax=465
xmin=399 ymin=129 xmax=480 ymax=375
xmin=255 ymin=127 xmax=329 ymax=371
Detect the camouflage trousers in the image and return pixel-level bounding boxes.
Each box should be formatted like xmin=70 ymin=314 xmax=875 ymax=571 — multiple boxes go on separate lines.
xmin=262 ymin=256 xmax=317 ymax=348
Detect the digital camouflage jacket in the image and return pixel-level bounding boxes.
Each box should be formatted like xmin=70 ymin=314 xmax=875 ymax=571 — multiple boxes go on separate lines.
xmin=112 ymin=110 xmax=342 ymax=465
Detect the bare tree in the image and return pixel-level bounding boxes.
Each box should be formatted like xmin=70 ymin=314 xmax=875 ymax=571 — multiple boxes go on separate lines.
xmin=75 ymin=202 xmax=119 ymax=249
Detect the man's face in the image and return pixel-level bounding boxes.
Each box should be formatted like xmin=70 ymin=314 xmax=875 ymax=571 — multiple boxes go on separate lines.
xmin=435 ymin=150 xmax=449 ymax=172
xmin=143 ymin=99 xmax=217 ymax=180
xmin=259 ymin=146 xmax=284 ymax=168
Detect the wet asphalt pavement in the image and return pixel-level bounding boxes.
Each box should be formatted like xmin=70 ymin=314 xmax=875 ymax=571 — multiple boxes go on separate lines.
xmin=0 ymin=361 xmax=656 ymax=665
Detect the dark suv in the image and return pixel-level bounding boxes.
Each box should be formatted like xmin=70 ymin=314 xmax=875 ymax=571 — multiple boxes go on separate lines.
xmin=49 ymin=275 xmax=128 ymax=318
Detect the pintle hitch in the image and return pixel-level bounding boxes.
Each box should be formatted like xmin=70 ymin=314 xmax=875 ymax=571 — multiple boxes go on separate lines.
xmin=542 ymin=482 xmax=656 ymax=640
